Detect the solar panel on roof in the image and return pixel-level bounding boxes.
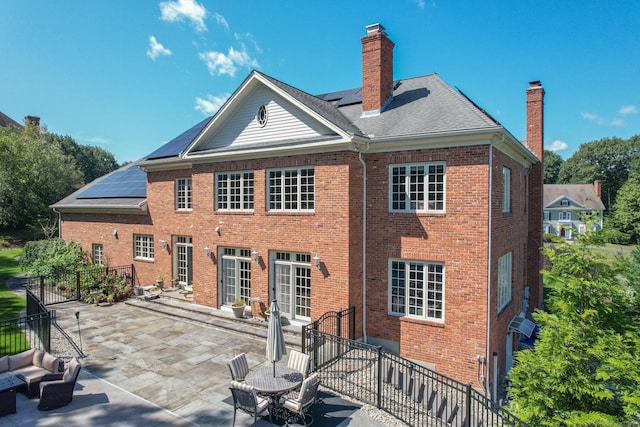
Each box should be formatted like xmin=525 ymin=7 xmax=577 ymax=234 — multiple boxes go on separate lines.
xmin=145 ymin=116 xmax=211 ymax=160
xmin=77 ymin=165 xmax=147 ymax=199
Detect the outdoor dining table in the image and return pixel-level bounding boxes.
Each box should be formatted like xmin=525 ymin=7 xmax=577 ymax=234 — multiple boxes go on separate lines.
xmin=244 ymin=365 xmax=303 ymax=419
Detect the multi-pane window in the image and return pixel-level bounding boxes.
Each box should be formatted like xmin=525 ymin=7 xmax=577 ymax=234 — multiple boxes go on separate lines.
xmin=390 ymin=163 xmax=445 ymax=212
xmin=216 ymin=172 xmax=254 ymax=211
xmin=92 ymin=244 xmax=104 ymax=265
xmin=176 ymin=178 xmax=192 ymax=210
xmin=502 ymin=167 xmax=511 ymax=212
xmin=134 ymin=235 xmax=154 ymax=260
xmin=559 ymin=211 xmax=571 ymax=221
xmin=497 ymin=252 xmax=512 ymax=312
xmin=543 ymin=211 xmax=551 ymax=221
xmin=268 ymin=168 xmax=315 ymax=211
xmin=389 ymin=260 xmax=444 ymax=321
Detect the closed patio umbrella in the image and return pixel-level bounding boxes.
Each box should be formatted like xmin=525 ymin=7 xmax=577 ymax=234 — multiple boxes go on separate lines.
xmin=266 ymin=299 xmax=287 ymax=377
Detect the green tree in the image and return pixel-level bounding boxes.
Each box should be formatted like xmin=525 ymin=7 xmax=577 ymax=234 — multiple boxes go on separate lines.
xmin=544 ymin=149 xmax=564 ymax=184
xmin=20 ymin=238 xmax=87 ymax=277
xmin=0 ymin=124 xmax=82 ymax=229
xmin=557 ymin=136 xmax=640 ymax=208
xmin=611 ymin=175 xmax=640 ymax=243
xmin=44 ymin=133 xmax=119 ymax=183
xmin=508 ymin=231 xmax=640 ymax=426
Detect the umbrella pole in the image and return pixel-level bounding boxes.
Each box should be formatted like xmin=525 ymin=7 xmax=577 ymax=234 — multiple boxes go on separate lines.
xmin=273 ymin=360 xmax=276 ymax=377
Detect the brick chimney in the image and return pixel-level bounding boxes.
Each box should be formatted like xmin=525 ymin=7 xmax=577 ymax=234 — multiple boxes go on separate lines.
xmin=24 ymin=115 xmax=40 ymax=127
xmin=361 ymin=23 xmax=395 ymax=116
xmin=525 ymin=80 xmax=544 ymax=311
xmin=594 ymin=180 xmax=602 ymax=198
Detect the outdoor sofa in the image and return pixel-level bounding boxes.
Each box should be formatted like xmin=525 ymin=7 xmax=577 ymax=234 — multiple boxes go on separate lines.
xmin=0 ymin=349 xmax=64 ymax=398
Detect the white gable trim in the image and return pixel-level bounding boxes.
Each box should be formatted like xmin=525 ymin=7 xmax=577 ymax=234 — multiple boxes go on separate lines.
xmin=183 ymin=72 xmax=354 ymax=159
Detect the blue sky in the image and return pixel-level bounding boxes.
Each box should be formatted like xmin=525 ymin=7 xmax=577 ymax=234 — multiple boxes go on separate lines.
xmin=1 ymin=0 xmax=638 ymax=164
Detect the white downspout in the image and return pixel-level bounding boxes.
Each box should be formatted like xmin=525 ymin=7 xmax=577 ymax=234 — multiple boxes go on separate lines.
xmin=485 ymin=143 xmax=493 ymax=392
xmin=53 ymin=208 xmax=61 ymax=238
xmin=358 ymin=143 xmax=369 ymax=342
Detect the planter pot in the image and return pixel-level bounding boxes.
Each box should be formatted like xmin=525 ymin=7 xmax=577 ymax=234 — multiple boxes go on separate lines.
xmin=133 ymin=287 xmax=144 ymax=296
xmin=231 ymin=305 xmax=246 ymax=318
xmin=156 ymin=280 xmax=164 ymax=290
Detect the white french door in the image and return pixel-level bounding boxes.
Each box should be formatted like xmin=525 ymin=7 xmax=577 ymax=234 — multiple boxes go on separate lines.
xmin=220 ymin=248 xmax=252 ymax=306
xmin=273 ymin=252 xmax=311 ymax=321
xmin=173 ymin=236 xmax=192 ymax=286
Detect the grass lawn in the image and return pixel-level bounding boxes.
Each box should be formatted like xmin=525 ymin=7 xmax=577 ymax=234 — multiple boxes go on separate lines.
xmin=0 ymin=248 xmax=26 ymax=320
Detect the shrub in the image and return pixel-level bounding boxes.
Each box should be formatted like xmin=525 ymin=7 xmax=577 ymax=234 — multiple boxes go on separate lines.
xmin=20 ymin=238 xmax=87 ymax=276
xmin=597 ymin=228 xmax=632 ymax=245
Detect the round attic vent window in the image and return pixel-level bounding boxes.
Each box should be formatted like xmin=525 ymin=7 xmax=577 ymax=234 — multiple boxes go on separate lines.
xmin=256 ymin=104 xmax=268 ymax=127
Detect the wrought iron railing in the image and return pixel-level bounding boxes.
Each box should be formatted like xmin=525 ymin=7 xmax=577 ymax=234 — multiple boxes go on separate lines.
xmin=304 ymin=329 xmax=527 ymax=427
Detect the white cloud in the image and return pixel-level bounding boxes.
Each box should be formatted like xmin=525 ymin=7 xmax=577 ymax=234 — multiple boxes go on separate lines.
xmin=214 ymin=12 xmax=229 ymax=30
xmin=546 ymin=140 xmax=568 ymax=152
xmin=160 ymin=0 xmax=207 ymax=32
xmin=235 ymin=33 xmax=262 ymax=54
xmin=414 ymin=0 xmax=426 ymax=8
xmin=581 ymin=112 xmax=600 ymax=121
xmin=611 ymin=118 xmax=625 ymax=126
xmin=618 ymin=105 xmax=638 ymax=116
xmin=198 ymin=47 xmax=259 ymax=77
xmin=195 ymin=93 xmax=230 ymax=115
xmin=147 ymin=36 xmax=172 ymax=60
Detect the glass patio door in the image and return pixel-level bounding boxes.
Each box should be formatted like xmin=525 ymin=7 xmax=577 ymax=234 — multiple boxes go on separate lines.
xmin=174 ymin=236 xmax=192 ymax=286
xmin=221 ymin=248 xmax=251 ymax=306
xmin=273 ymin=252 xmax=311 ymax=321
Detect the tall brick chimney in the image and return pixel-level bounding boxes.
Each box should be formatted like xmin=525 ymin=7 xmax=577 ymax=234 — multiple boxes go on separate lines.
xmin=24 ymin=115 xmax=40 ymax=127
xmin=361 ymin=23 xmax=395 ymax=116
xmin=594 ymin=180 xmax=602 ymax=198
xmin=525 ymin=81 xmax=544 ymax=311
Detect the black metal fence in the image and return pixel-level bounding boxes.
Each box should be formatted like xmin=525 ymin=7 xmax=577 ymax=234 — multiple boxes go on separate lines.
xmin=26 ymin=264 xmax=135 ymax=306
xmin=301 ymin=306 xmax=355 ymax=344
xmin=304 ymin=329 xmax=527 ymax=427
xmin=0 ymin=289 xmax=53 ymax=356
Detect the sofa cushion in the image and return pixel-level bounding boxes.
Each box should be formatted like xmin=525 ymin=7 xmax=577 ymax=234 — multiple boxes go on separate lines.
xmin=0 ymin=356 xmax=8 ymax=373
xmin=32 ymin=349 xmax=45 ymax=368
xmin=41 ymin=353 xmax=60 ymax=373
xmin=14 ymin=365 xmax=51 ymax=384
xmin=8 ymin=349 xmax=35 ymax=370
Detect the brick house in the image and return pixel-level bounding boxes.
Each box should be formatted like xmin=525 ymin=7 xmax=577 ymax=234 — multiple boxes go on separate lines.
xmin=543 ymin=181 xmax=605 ymax=239
xmin=52 ymin=24 xmax=544 ymax=391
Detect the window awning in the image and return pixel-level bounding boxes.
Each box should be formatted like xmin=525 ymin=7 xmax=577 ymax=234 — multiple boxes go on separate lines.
xmin=508 ymin=314 xmax=536 ymax=338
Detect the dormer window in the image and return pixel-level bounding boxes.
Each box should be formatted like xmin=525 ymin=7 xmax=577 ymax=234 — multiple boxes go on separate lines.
xmin=560 ymin=199 xmax=569 ymax=207
xmin=256 ymin=105 xmax=268 ymax=127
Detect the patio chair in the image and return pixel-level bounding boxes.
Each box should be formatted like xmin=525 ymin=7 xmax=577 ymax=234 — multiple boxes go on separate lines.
xmin=280 ymin=372 xmax=320 ymax=426
xmin=228 ymin=353 xmax=250 ymax=381
xmin=287 ymin=349 xmax=310 ymax=378
xmin=37 ymin=357 xmax=82 ymax=411
xmin=229 ymin=380 xmax=272 ymax=427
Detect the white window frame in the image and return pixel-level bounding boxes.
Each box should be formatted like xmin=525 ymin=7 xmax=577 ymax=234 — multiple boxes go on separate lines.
xmin=216 ymin=171 xmax=254 ymax=211
xmin=389 ymin=259 xmax=444 ymax=322
xmin=497 ymin=252 xmax=512 ymax=312
xmin=175 ymin=178 xmax=192 ymax=211
xmin=389 ymin=163 xmax=446 ymax=213
xmin=559 ymin=211 xmax=572 ymax=221
xmin=134 ymin=234 xmax=154 ymax=260
xmin=272 ymin=252 xmax=312 ymax=321
xmin=92 ymin=243 xmax=104 ymax=265
xmin=543 ymin=211 xmax=551 ymax=221
xmin=220 ymin=248 xmax=252 ymax=306
xmin=560 ymin=199 xmax=570 ymax=207
xmin=268 ymin=167 xmax=315 ymax=212
xmin=502 ymin=167 xmax=511 ymax=212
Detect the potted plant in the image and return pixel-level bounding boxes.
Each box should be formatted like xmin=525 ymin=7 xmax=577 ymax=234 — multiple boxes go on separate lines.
xmin=264 ymin=308 xmax=272 ymax=319
xmin=156 ymin=274 xmax=166 ymax=289
xmin=231 ymin=298 xmax=246 ymax=318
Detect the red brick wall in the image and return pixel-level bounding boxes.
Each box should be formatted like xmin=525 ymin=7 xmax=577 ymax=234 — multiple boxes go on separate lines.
xmin=361 ymin=27 xmax=395 ymax=113
xmin=58 ymin=142 xmax=533 ymax=386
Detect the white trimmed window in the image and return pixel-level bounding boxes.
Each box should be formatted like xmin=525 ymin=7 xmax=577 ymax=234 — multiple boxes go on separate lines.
xmin=502 ymin=167 xmax=511 ymax=212
xmin=543 ymin=211 xmax=551 ymax=221
xmin=221 ymin=248 xmax=252 ymax=306
xmin=389 ymin=259 xmax=444 ymax=321
xmin=268 ymin=168 xmax=315 ymax=211
xmin=134 ymin=234 xmax=154 ymax=260
xmin=216 ymin=171 xmax=254 ymax=211
xmin=559 ymin=211 xmax=572 ymax=221
xmin=389 ymin=163 xmax=445 ymax=213
xmin=176 ymin=178 xmax=192 ymax=210
xmin=497 ymin=252 xmax=512 ymax=312
xmin=92 ymin=244 xmax=104 ymax=265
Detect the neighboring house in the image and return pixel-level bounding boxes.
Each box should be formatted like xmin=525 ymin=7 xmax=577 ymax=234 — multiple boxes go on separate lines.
xmin=0 ymin=112 xmax=24 ymax=128
xmin=51 ymin=24 xmax=544 ymax=392
xmin=543 ymin=181 xmax=605 ymax=239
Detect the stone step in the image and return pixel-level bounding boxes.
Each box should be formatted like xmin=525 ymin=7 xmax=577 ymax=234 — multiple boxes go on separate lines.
xmin=125 ymin=294 xmax=303 ymax=348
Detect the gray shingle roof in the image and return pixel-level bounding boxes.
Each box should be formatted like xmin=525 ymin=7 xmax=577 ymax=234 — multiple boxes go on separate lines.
xmin=0 ymin=112 xmax=22 ymax=128
xmin=544 ymin=184 xmax=606 ymax=210
xmin=53 ymin=70 xmax=516 ymax=210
